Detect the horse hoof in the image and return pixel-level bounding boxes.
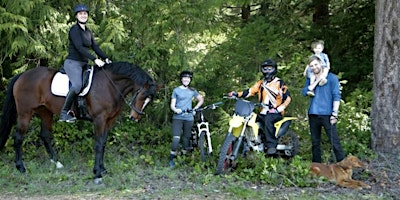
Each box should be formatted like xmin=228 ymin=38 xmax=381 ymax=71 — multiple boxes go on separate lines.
xmin=17 ymin=166 xmax=26 ymax=173
xmin=94 ymin=178 xmax=103 ymax=185
xmin=50 ymin=159 xmax=64 ymax=169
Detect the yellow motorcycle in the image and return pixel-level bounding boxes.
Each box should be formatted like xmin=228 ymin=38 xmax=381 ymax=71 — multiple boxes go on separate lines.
xmin=215 ymin=96 xmax=299 ymax=175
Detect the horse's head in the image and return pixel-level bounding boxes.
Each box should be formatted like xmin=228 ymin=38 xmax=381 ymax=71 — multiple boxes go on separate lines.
xmin=102 ymin=61 xmax=161 ymax=121
xmin=128 ymin=82 xmax=156 ymax=122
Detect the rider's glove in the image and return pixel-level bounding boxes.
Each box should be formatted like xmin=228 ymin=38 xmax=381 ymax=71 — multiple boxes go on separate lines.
xmin=105 ymin=58 xmax=112 ymax=64
xmin=94 ymin=59 xmax=105 ymax=67
xmin=174 ymin=108 xmax=182 ymax=114
xmin=228 ymin=91 xmax=238 ymax=97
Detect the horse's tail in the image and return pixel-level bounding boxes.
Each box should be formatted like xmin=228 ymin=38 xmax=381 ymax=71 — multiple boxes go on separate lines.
xmin=0 ymin=73 xmax=22 ymax=150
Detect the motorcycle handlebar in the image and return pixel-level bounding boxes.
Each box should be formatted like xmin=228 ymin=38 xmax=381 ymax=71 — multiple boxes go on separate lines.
xmin=223 ymin=94 xmax=263 ymax=107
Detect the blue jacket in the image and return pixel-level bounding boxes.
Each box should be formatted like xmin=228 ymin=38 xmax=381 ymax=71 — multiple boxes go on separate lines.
xmin=302 ymin=73 xmax=341 ymax=115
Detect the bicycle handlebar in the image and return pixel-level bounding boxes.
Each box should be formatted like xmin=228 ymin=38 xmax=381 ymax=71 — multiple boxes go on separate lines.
xmin=178 ymin=101 xmax=223 ymax=114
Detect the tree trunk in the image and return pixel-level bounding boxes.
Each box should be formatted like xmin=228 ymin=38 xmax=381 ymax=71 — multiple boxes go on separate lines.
xmin=312 ymin=0 xmax=329 ymax=26
xmin=311 ymin=0 xmax=330 ymax=39
xmin=371 ymin=0 xmax=400 ymax=154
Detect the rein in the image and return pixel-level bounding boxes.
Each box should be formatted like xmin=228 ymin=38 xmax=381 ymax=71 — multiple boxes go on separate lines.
xmin=100 ymin=67 xmax=146 ymax=115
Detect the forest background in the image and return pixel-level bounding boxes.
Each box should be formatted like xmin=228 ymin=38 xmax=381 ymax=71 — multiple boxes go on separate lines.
xmin=1 ymin=0 xmax=389 ymax=199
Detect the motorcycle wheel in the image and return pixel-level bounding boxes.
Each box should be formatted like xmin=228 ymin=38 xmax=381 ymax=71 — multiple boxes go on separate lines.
xmin=198 ymin=131 xmax=211 ymax=162
xmin=215 ymin=133 xmax=237 ymax=175
xmin=278 ymin=130 xmax=300 ymax=157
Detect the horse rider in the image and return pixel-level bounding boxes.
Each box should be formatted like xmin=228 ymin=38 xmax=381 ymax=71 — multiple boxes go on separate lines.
xmin=59 ymin=3 xmax=111 ymax=123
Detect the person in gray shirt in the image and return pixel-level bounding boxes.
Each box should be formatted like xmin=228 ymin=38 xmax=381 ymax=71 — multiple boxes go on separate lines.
xmin=169 ymin=70 xmax=204 ymax=167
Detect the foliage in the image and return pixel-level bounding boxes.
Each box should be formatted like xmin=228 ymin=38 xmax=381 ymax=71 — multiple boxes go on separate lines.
xmin=0 ymin=0 xmax=377 ymax=196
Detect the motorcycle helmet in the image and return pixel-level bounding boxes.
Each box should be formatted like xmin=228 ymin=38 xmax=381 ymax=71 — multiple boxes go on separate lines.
xmin=74 ymin=4 xmax=89 ymax=15
xmin=260 ymin=59 xmax=277 ymax=80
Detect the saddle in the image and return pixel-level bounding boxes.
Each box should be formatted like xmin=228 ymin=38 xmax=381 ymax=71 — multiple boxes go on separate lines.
xmin=51 ymin=65 xmax=94 ymax=120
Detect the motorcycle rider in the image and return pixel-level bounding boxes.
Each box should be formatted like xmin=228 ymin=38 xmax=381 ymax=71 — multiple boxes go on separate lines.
xmin=228 ymin=59 xmax=291 ymax=155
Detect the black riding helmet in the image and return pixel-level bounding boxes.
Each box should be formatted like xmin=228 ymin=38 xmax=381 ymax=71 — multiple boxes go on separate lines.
xmin=74 ymin=4 xmax=89 ymax=15
xmin=260 ymin=59 xmax=277 ymax=80
xmin=179 ymin=70 xmax=193 ymax=79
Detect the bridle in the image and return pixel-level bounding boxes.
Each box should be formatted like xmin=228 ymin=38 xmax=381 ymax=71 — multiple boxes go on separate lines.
xmin=129 ymin=87 xmax=148 ymax=116
xmin=100 ymin=67 xmax=151 ymax=117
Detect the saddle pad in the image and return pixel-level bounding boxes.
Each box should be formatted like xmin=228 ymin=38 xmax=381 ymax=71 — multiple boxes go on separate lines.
xmin=51 ymin=67 xmax=94 ymax=97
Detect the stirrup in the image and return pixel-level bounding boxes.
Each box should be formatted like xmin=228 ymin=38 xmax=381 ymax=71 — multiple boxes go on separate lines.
xmin=66 ymin=110 xmax=76 ymax=123
xmin=59 ymin=110 xmax=76 ymax=123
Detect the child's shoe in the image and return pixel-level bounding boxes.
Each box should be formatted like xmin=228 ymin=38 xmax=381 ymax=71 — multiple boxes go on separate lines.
xmin=319 ymin=78 xmax=327 ymax=86
xmin=307 ymin=91 xmax=315 ymax=97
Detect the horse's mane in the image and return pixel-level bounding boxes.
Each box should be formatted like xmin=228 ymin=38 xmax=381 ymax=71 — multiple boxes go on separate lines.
xmin=98 ymin=61 xmax=154 ymax=85
xmin=96 ymin=61 xmax=156 ymax=96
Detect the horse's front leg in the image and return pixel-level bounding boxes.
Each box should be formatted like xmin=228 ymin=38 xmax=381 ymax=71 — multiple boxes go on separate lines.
xmin=93 ymin=129 xmax=109 ymax=184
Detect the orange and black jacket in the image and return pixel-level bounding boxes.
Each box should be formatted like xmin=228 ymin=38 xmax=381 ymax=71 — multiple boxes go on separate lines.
xmin=237 ymin=77 xmax=291 ymax=115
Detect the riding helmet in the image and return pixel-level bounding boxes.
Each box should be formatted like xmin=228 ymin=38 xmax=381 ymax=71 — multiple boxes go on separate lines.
xmin=74 ymin=4 xmax=89 ymax=14
xmin=179 ymin=70 xmax=193 ymax=79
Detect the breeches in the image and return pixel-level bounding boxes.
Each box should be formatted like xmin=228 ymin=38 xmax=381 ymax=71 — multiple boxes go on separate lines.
xmin=63 ymin=59 xmax=85 ymax=94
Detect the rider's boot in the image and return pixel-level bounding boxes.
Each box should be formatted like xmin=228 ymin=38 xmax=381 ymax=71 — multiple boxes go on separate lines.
xmin=169 ymin=154 xmax=176 ymax=168
xmin=59 ymin=90 xmax=77 ymax=123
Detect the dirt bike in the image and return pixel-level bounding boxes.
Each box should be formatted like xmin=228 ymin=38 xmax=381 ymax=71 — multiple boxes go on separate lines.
xmin=215 ymin=96 xmax=299 ymax=175
xmin=185 ymin=102 xmax=223 ymax=162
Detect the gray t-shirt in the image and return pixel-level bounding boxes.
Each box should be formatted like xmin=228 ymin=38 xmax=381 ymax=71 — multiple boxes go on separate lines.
xmin=171 ymin=86 xmax=199 ymax=121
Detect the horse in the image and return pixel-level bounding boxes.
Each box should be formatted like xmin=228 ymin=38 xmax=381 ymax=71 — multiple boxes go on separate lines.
xmin=0 ymin=61 xmax=157 ymax=184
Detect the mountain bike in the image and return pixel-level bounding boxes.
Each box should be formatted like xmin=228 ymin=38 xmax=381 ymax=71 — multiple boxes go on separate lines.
xmin=187 ymin=101 xmax=222 ymax=162
xmin=215 ymin=96 xmax=299 ymax=175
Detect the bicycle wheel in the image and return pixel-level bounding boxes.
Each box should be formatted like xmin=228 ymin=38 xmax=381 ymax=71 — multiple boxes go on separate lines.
xmin=215 ymin=133 xmax=237 ymax=175
xmin=198 ymin=131 xmax=210 ymax=162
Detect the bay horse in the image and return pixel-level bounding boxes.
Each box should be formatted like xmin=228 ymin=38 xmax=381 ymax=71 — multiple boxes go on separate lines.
xmin=0 ymin=61 xmax=156 ymax=184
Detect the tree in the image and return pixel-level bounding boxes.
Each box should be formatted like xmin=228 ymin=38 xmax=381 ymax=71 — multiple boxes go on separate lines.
xmin=371 ymin=0 xmax=400 ymax=154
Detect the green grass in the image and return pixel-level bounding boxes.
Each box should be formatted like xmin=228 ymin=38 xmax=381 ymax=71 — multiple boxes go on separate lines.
xmin=0 ymin=146 xmax=391 ymax=200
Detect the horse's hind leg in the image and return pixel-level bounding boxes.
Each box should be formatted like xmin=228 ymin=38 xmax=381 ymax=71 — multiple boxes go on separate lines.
xmin=37 ymin=109 xmax=63 ymax=169
xmin=13 ymin=115 xmax=31 ymax=173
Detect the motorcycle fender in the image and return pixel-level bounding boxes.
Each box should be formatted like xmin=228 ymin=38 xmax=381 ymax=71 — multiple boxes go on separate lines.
xmin=229 ymin=115 xmax=244 ymax=128
xmin=232 ymin=125 xmax=243 ymax=137
xmin=230 ymin=115 xmax=245 ymax=137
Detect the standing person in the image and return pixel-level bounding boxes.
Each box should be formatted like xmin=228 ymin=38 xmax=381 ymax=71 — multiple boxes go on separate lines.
xmin=302 ymin=55 xmax=345 ymax=163
xmin=303 ymin=40 xmax=331 ymax=96
xmin=228 ymin=59 xmax=291 ymax=155
xmin=169 ymin=70 xmax=204 ymax=167
xmin=59 ymin=3 xmax=112 ymax=123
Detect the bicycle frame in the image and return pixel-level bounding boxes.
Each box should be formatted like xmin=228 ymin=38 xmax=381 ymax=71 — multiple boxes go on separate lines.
xmin=189 ymin=101 xmax=222 ymax=162
xmin=194 ymin=110 xmax=213 ymax=155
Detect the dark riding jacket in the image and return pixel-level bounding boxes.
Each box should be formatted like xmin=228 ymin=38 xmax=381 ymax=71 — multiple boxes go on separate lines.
xmin=66 ymin=23 xmax=108 ymax=63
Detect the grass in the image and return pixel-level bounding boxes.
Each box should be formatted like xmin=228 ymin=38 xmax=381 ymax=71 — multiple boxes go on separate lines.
xmin=0 ymin=145 xmax=393 ymax=200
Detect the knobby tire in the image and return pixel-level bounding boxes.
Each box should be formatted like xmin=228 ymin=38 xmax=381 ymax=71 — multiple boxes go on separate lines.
xmin=215 ymin=133 xmax=236 ymax=175
xmin=198 ymin=131 xmax=209 ymax=162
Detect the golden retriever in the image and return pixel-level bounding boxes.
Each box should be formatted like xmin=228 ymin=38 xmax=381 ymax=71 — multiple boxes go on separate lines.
xmin=310 ymin=155 xmax=371 ymax=190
